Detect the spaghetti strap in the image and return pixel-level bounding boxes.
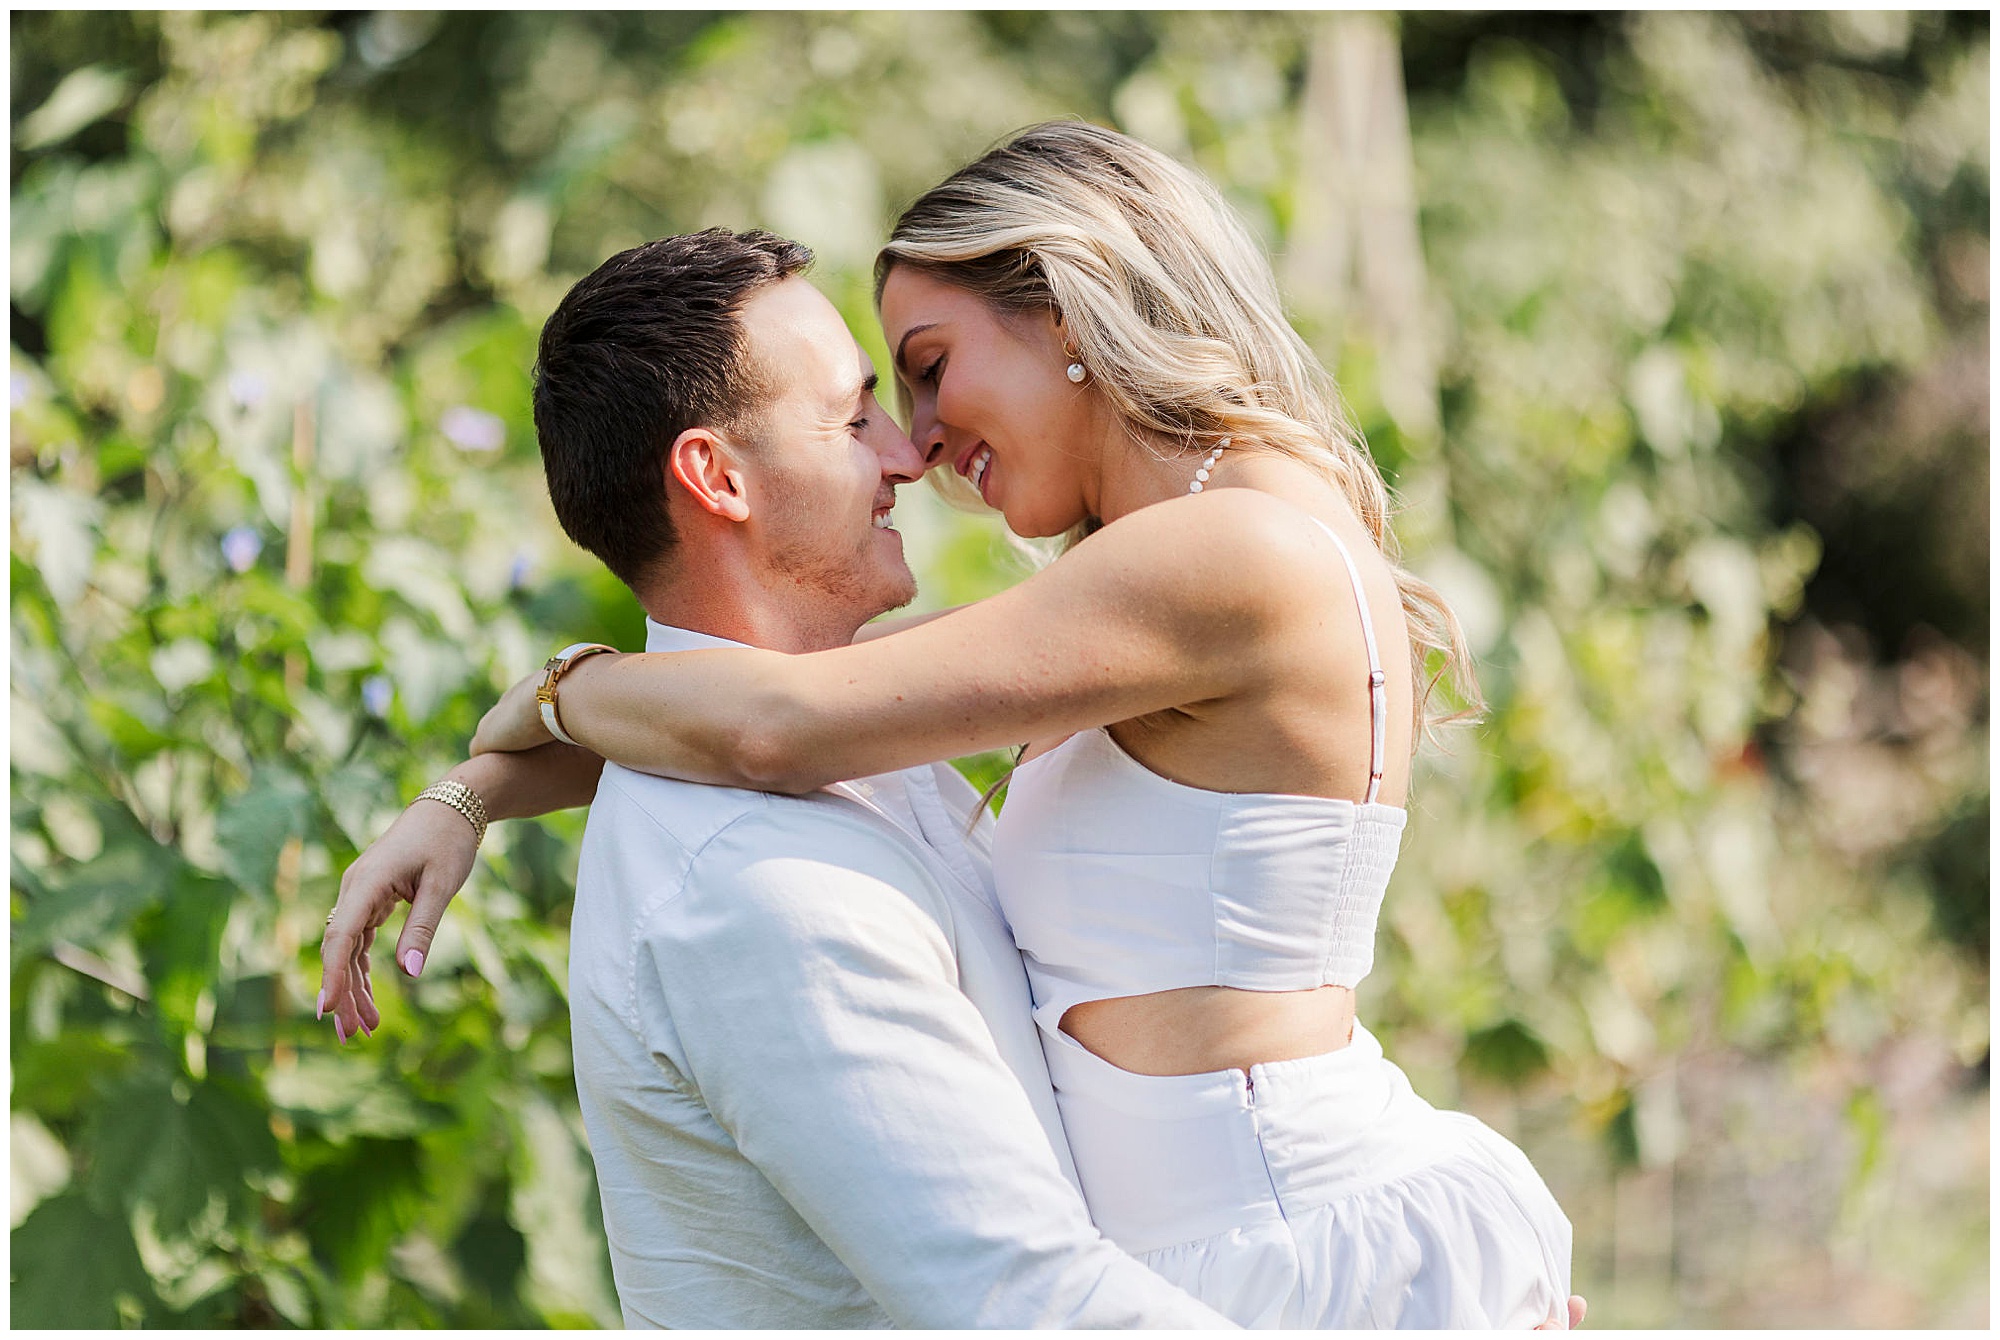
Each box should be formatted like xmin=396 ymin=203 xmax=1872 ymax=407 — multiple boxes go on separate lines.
xmin=1307 ymin=517 xmax=1389 ymax=804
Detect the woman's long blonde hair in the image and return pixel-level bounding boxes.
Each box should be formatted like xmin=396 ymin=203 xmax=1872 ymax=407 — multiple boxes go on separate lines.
xmin=875 ymin=119 xmax=1481 ymax=742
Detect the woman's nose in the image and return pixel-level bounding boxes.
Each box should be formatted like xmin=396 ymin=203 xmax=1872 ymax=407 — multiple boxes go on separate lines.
xmin=905 ymin=404 xmax=946 ymax=468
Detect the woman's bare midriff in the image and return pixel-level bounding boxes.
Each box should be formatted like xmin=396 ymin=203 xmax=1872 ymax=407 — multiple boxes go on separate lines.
xmin=1059 ymin=984 xmax=1357 ymax=1077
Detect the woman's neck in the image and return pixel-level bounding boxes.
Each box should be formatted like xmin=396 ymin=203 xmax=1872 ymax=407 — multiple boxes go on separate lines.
xmin=1091 ymin=433 xmax=1214 ymax=524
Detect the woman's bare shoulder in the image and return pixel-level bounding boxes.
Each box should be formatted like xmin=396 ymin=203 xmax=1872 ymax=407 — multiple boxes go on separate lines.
xmin=1076 ymin=487 xmax=1343 ymax=613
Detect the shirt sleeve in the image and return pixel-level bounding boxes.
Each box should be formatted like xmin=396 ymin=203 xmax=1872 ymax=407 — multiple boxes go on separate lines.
xmin=642 ymin=804 xmax=1236 ymax=1330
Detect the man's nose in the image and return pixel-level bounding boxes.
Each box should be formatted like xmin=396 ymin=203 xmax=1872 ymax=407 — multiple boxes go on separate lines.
xmin=879 ymin=422 xmax=930 ymax=484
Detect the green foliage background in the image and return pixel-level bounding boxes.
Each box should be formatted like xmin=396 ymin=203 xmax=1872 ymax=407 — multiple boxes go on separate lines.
xmin=10 ymin=11 xmax=1988 ymax=1327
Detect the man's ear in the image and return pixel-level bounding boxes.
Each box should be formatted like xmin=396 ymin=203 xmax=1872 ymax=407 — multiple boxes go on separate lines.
xmin=667 ymin=427 xmax=752 ymax=524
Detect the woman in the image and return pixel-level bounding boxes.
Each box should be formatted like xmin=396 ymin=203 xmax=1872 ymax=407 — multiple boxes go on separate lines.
xmin=479 ymin=122 xmax=1571 ymax=1326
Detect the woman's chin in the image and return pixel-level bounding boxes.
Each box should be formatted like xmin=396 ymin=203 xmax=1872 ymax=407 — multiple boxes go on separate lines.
xmin=1000 ymin=498 xmax=1091 ymax=540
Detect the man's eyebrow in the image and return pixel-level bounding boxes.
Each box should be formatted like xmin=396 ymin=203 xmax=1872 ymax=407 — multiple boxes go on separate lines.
xmin=843 ymin=368 xmax=877 ymax=407
xmin=893 ymin=323 xmax=939 ymax=377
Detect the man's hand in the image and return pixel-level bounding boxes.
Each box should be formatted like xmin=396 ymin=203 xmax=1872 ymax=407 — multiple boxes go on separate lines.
xmin=469 ymin=666 xmax=556 ymax=756
xmin=317 ymin=798 xmax=481 ymax=1043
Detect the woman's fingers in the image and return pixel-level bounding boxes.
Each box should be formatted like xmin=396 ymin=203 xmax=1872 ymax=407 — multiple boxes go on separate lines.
xmin=356 ymin=935 xmax=380 ymax=1036
xmin=318 ymin=893 xmax=366 ymax=1028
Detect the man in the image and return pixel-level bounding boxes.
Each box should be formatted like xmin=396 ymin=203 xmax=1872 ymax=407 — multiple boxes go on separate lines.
xmin=318 ymin=229 xmax=1233 ymax=1328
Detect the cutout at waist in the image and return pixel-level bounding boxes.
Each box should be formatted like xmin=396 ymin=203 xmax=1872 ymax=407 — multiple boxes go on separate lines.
xmin=1057 ymin=983 xmax=1357 ymax=1078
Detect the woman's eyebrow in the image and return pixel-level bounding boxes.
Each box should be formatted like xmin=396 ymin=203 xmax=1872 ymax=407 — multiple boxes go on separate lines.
xmin=893 ymin=323 xmax=939 ymax=377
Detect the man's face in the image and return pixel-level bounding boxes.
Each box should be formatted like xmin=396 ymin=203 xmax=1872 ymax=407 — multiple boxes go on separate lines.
xmin=729 ymin=278 xmax=928 ymax=624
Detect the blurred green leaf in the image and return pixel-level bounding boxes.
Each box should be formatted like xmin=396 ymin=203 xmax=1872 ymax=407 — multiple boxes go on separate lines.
xmin=300 ymin=1137 xmax=426 ymax=1282
xmin=10 ymin=1029 xmax=137 ymax=1120
xmin=85 ymin=696 xmax=175 ymax=761
xmin=83 ymin=1074 xmax=280 ymax=1238
xmin=10 ymin=1191 xmax=154 ymax=1327
xmin=214 ymin=768 xmax=311 ymax=895
xmin=266 ymin=1052 xmax=453 ymax=1140
xmin=134 ymin=868 xmax=237 ymax=1039
xmin=1461 ymin=1018 xmax=1553 ymax=1084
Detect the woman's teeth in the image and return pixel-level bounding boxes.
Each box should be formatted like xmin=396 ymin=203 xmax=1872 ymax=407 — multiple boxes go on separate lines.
xmin=969 ymin=446 xmax=993 ymax=493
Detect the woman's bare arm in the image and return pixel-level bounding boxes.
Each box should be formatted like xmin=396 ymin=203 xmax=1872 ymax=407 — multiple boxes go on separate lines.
xmin=851 ymin=603 xmax=967 ymax=643
xmin=455 ymin=738 xmax=606 ymax=819
xmin=470 ymin=490 xmax=1315 ymax=792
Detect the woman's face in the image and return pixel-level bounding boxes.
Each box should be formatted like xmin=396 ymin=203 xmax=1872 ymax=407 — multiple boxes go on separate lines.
xmin=877 ymin=264 xmax=1100 ymax=538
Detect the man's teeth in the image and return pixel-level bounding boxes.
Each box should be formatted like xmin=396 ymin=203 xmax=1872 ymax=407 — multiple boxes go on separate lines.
xmin=969 ymin=446 xmax=992 ymax=492
xmin=872 ymin=512 xmax=894 ymax=529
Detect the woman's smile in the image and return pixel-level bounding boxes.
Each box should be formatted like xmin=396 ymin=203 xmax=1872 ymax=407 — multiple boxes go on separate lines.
xmin=956 ymin=441 xmax=996 ymax=504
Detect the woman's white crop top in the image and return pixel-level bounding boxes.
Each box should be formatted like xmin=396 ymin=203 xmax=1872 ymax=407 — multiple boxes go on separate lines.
xmin=991 ymin=516 xmax=1407 ymax=1031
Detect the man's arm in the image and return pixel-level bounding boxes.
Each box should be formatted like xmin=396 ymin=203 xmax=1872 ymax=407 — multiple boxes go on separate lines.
xmin=633 ymin=790 xmax=1234 ymax=1329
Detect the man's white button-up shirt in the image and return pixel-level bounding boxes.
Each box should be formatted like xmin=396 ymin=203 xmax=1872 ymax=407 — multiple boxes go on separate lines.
xmin=567 ymin=618 xmax=1232 ymax=1329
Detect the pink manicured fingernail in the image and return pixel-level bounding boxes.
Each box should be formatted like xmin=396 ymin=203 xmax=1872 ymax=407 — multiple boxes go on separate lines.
xmin=316 ymin=989 xmax=326 ymax=1020
xmin=401 ymin=949 xmax=424 ymax=978
xmin=334 ymin=1017 xmax=347 ymax=1045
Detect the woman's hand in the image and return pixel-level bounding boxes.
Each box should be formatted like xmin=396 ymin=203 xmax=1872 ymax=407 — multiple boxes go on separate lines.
xmin=318 ymin=798 xmax=482 ymax=1042
xmin=471 ymin=666 xmax=556 ymax=755
xmin=315 ymin=745 xmax=605 ymax=1044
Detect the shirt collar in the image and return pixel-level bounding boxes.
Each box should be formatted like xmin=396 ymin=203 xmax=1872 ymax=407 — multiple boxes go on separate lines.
xmin=644 ymin=617 xmax=753 ymax=655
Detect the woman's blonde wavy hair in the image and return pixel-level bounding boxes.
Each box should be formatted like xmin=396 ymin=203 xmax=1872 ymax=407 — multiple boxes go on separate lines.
xmin=874 ymin=119 xmax=1482 ymax=745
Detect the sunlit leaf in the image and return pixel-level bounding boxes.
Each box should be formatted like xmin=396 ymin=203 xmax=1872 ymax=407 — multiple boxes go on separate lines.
xmin=11 ymin=838 xmax=178 ymax=967
xmin=16 ymin=66 xmax=128 ymax=151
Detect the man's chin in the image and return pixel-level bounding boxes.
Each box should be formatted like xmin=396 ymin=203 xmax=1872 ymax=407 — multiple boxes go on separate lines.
xmin=874 ymin=561 xmax=919 ymax=616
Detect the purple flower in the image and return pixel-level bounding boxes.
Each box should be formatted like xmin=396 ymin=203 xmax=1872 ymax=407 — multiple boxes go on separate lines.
xmin=221 ymin=526 xmax=264 ymax=573
xmin=227 ymin=370 xmax=267 ymax=409
xmin=508 ymin=551 xmax=533 ymax=591
xmin=361 ymin=675 xmax=394 ymax=719
xmin=10 ymin=371 xmax=31 ymax=410
xmin=441 ymin=405 xmax=504 ymax=452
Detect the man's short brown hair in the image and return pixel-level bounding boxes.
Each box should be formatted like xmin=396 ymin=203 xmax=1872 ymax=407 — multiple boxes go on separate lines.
xmin=532 ymin=228 xmax=813 ymax=588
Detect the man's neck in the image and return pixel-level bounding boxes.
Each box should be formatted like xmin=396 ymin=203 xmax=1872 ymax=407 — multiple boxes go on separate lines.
xmin=634 ymin=574 xmax=865 ymax=655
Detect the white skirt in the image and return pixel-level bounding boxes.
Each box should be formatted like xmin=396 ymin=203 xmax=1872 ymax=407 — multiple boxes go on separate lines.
xmin=1041 ymin=1021 xmax=1573 ymax=1329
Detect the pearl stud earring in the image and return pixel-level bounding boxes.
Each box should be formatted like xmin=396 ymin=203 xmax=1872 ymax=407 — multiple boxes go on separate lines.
xmin=1063 ymin=340 xmax=1087 ymax=384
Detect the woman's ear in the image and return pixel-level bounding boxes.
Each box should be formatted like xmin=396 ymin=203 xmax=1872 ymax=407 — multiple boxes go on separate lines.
xmin=667 ymin=428 xmax=752 ymax=524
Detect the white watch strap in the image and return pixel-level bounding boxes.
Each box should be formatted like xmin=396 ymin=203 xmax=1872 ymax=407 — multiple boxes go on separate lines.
xmin=539 ymin=641 xmax=612 ymax=747
xmin=540 ymin=696 xmax=580 ymax=746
